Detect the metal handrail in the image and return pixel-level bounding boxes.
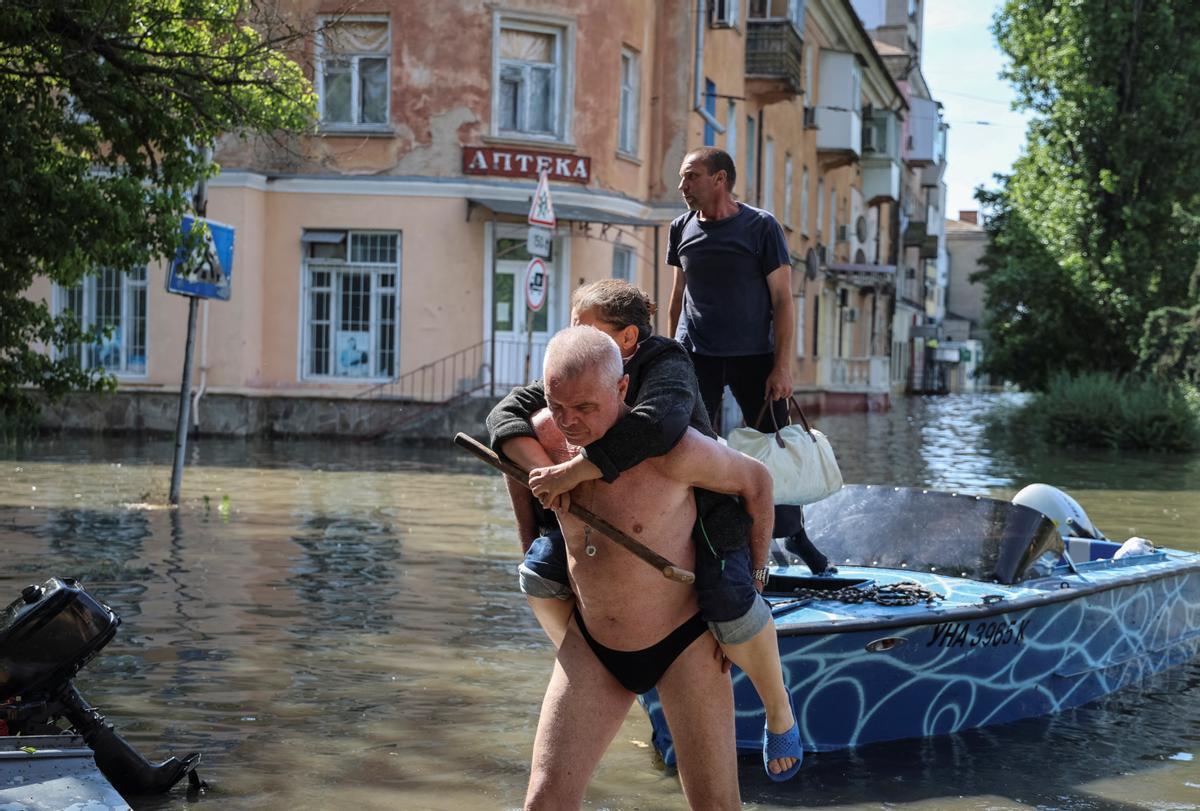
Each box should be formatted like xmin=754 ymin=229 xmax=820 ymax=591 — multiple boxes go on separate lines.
xmin=359 ymin=336 xmax=547 ymax=403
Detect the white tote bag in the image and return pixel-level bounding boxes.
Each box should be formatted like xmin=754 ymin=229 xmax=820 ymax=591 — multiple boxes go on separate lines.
xmin=727 ymin=396 xmax=843 ymax=506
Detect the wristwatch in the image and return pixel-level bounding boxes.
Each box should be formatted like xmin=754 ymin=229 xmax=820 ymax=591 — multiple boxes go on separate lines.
xmin=751 ymin=566 xmax=770 ymax=585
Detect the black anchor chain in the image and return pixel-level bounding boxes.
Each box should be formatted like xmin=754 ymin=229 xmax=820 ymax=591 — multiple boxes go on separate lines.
xmin=771 ymin=580 xmax=944 ymax=611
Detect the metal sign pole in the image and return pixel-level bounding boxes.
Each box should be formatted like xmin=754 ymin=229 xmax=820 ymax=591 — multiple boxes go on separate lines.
xmin=169 ymin=147 xmax=211 ymax=506
xmin=168 ymin=298 xmax=198 ymax=505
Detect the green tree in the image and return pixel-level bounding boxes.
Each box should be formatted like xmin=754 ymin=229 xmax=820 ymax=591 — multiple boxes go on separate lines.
xmin=0 ymin=0 xmax=315 ymax=425
xmin=1137 ymin=262 xmax=1200 ymax=386
xmin=976 ymin=0 xmax=1200 ymax=390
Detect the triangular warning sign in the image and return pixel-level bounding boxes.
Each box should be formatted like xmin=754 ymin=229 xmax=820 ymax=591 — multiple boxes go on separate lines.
xmin=528 ymin=171 xmax=556 ymax=227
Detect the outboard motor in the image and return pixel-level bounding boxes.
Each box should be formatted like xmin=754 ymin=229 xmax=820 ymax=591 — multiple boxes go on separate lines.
xmin=1012 ymin=483 xmax=1103 ymax=540
xmin=0 ymin=577 xmax=201 ymax=796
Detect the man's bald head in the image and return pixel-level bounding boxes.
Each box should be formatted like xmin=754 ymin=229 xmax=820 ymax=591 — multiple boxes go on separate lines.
xmin=541 ymin=326 xmax=628 ymax=447
xmin=543 ymin=325 xmax=623 ymax=388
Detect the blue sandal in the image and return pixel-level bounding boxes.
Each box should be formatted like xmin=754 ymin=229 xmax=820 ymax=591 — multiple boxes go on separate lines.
xmin=763 ymin=718 xmax=803 ymax=782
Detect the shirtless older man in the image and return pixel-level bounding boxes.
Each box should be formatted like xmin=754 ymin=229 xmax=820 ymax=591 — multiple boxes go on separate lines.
xmin=519 ymin=325 xmax=774 ymax=810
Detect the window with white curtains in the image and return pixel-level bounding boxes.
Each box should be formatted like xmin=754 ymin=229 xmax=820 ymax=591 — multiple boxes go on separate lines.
xmin=316 ymin=17 xmax=390 ymax=128
xmin=496 ymin=19 xmax=567 ymax=139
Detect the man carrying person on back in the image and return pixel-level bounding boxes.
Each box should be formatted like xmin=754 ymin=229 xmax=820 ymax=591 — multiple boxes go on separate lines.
xmin=668 ymin=146 xmax=833 ymax=573
xmin=519 ymin=325 xmax=776 ymax=810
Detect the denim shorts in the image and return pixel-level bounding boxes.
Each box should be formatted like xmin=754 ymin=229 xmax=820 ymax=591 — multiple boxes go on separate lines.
xmin=516 ymin=525 xmax=769 ymax=644
xmin=517 ymin=528 xmax=572 ymax=600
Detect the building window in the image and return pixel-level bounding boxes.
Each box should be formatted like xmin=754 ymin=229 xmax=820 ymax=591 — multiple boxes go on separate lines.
xmin=745 ymin=115 xmax=757 ymax=204
xmin=800 ymin=166 xmax=810 ymax=236
xmin=612 ymin=245 xmax=635 ymax=281
xmin=618 ymin=48 xmax=639 ymax=155
xmin=704 ymin=78 xmax=717 ymax=146
xmin=804 ymin=39 xmax=815 ymax=100
xmin=302 ymin=231 xmax=401 ymax=381
xmin=316 ymin=17 xmax=390 ymax=128
xmin=762 ymin=137 xmax=775 ymax=213
xmin=783 ymin=154 xmax=794 ymax=228
xmin=828 ymin=186 xmax=837 ymax=246
xmin=710 ymin=0 xmax=740 ymax=27
xmin=495 ymin=17 xmax=570 ymax=140
xmin=55 ymin=267 xmax=148 ymax=376
xmin=794 ymin=292 xmax=806 ymax=358
xmin=816 ymin=177 xmax=825 ymax=240
xmin=748 ymin=0 xmax=805 ymax=30
xmin=725 ymin=99 xmax=738 ymax=172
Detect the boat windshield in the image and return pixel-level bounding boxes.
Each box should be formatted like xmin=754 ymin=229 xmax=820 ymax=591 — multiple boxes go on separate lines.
xmin=803 ymin=485 xmax=1064 ymax=584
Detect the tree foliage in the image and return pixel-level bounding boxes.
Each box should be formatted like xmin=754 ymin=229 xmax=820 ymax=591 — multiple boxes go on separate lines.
xmin=975 ymin=0 xmax=1200 ymax=390
xmin=1137 ymin=265 xmax=1200 ymax=386
xmin=0 ymin=0 xmax=315 ymax=425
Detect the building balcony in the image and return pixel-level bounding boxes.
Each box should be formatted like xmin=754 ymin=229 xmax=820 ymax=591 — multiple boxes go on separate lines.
xmin=905 ymin=97 xmax=940 ymax=166
xmin=745 ymin=20 xmax=804 ymax=101
xmin=862 ymin=157 xmax=901 ymax=203
xmin=816 ymin=355 xmax=891 ymax=393
xmin=816 ymin=107 xmax=862 ymax=160
xmin=919 ymin=234 xmax=940 ymax=259
xmin=920 ymin=159 xmax=944 ymax=188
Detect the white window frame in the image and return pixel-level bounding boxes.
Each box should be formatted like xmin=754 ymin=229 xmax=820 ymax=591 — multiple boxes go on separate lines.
xmin=828 ymin=186 xmax=836 ymax=246
xmin=612 ymin=245 xmax=635 ymax=282
xmin=492 ymin=12 xmax=575 ymax=143
xmin=794 ymin=292 xmax=806 ymax=358
xmin=315 ymin=15 xmax=392 ymax=131
xmin=748 ymin=0 xmax=805 ymax=30
xmin=710 ymin=0 xmax=741 ymax=27
xmin=783 ymin=154 xmax=794 ymax=228
xmin=618 ymin=47 xmax=640 ymax=156
xmin=53 ymin=268 xmax=148 ymax=378
xmin=801 ymin=165 xmax=810 ymax=237
xmin=816 ymin=177 xmax=825 ymax=240
xmin=301 ymin=230 xmax=402 ymax=383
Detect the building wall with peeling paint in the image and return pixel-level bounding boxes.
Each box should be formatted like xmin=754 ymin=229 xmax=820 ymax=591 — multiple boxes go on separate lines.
xmin=27 ymin=0 xmax=914 ymax=424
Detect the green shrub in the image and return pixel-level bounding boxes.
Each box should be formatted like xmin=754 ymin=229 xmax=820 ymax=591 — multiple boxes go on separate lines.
xmin=1005 ymin=372 xmax=1200 ymax=451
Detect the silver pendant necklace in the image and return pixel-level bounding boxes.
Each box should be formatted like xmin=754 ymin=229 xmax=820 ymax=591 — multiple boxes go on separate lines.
xmin=584 ymin=526 xmax=597 ymax=557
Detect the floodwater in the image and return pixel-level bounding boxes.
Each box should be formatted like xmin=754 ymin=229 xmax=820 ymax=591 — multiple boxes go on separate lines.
xmin=1 ymin=393 xmax=1198 ymax=810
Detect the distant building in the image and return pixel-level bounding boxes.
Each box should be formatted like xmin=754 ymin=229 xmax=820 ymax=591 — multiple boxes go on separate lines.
xmin=943 ymin=210 xmax=991 ymax=391
xmin=851 ymin=0 xmax=951 ymax=395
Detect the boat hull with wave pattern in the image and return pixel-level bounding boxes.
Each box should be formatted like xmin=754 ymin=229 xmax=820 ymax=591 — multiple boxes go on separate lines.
xmin=640 ymin=552 xmax=1200 ymax=766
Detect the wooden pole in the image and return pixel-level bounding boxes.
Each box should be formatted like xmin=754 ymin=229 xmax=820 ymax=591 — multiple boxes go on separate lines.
xmin=453 ymin=433 xmax=695 ymax=584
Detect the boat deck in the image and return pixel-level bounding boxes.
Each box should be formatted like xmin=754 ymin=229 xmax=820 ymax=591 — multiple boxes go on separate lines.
xmin=767 ymin=547 xmax=1200 ymax=635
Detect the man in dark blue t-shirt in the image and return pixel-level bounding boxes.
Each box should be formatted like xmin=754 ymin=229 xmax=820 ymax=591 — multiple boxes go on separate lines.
xmin=666 ymin=147 xmax=831 ymax=575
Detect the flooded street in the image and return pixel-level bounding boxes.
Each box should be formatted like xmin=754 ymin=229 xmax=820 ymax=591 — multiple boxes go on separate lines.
xmin=2 ymin=393 xmax=1199 ymax=810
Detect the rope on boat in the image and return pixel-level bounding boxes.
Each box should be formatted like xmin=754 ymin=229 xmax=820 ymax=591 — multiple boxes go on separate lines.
xmin=771 ymin=580 xmax=945 ymax=610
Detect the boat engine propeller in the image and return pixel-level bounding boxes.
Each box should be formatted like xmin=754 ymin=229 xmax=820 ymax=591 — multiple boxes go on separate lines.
xmin=0 ymin=576 xmax=202 ymax=796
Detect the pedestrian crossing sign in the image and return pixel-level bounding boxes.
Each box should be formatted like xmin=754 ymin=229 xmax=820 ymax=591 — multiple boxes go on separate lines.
xmin=528 ymin=171 xmax=556 ymax=228
xmin=167 ymin=215 xmax=235 ymax=301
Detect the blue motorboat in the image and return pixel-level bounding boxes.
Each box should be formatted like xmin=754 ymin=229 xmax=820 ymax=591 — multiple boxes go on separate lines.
xmin=640 ymin=484 xmax=1200 ymax=766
